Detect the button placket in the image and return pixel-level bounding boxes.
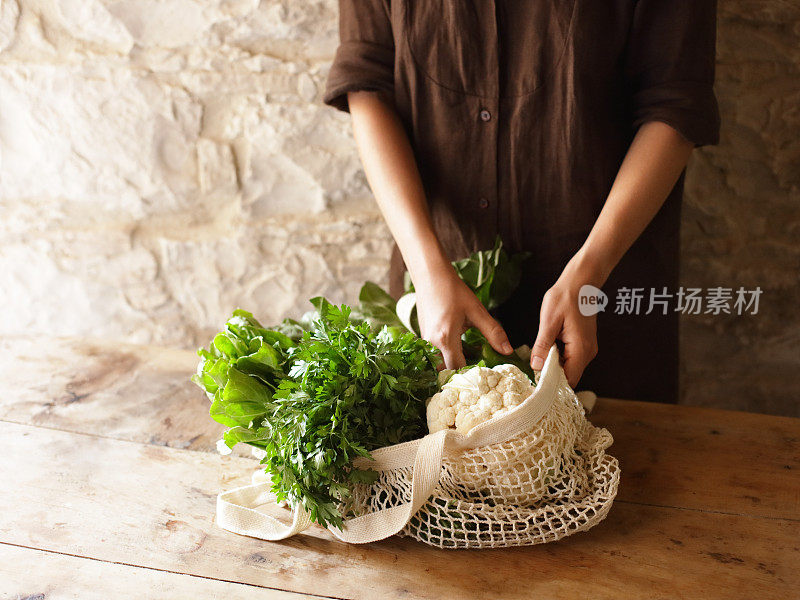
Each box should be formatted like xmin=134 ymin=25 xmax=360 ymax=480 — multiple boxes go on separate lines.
xmin=478 ymin=101 xmax=498 ymax=213
xmin=473 ymin=1 xmax=500 ymax=231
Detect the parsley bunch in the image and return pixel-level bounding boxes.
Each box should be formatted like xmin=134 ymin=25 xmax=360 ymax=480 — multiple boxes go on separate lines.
xmin=193 ymin=298 xmax=440 ymax=529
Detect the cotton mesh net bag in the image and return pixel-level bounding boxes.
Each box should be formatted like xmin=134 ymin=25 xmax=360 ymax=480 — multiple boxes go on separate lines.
xmin=217 ymin=344 xmax=621 ymax=548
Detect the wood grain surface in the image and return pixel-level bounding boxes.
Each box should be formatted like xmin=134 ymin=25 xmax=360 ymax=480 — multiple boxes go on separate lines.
xmin=1 ymin=544 xmax=323 ymax=600
xmin=0 ymin=336 xmax=225 ymax=453
xmin=590 ymin=399 xmax=800 ymax=520
xmin=2 ymin=336 xmax=799 ymax=599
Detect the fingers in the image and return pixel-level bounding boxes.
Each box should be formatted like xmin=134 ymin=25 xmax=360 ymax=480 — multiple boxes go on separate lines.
xmin=467 ymin=305 xmax=513 ymax=355
xmin=531 ymin=293 xmax=561 ymax=371
xmin=427 ymin=325 xmax=466 ymax=370
xmin=561 ymin=334 xmax=598 ymax=388
xmin=531 ymin=317 xmax=560 ymax=371
xmin=530 ymin=285 xmax=599 ymax=385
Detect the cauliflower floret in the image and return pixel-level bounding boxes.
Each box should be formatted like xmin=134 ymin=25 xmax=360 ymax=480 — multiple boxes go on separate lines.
xmin=425 ymin=387 xmax=460 ymax=433
xmin=426 ymin=364 xmax=535 ymax=434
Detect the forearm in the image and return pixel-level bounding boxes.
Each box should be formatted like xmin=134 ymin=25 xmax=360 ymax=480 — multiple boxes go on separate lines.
xmin=570 ymin=121 xmax=695 ymax=286
xmin=347 ymin=90 xmax=451 ymax=286
xmin=531 ymin=121 xmax=695 ymax=376
xmin=348 ymin=90 xmax=512 ymax=364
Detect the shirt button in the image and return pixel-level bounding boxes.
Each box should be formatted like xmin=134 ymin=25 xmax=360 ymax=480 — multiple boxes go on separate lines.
xmin=479 ymin=109 xmax=491 ymax=122
xmin=478 ymin=197 xmax=489 ymax=209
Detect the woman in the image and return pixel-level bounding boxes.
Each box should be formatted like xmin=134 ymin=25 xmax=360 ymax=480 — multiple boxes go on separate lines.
xmin=323 ymin=1 xmax=720 ymax=403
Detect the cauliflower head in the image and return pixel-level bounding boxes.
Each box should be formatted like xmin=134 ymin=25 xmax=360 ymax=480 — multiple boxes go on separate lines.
xmin=426 ymin=364 xmax=535 ymax=434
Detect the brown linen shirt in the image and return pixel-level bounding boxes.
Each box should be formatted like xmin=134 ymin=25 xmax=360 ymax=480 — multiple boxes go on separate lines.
xmin=323 ymin=0 xmax=720 ymax=403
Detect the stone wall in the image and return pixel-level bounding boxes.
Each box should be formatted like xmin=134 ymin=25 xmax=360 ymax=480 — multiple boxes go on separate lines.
xmin=0 ymin=0 xmax=393 ymax=350
xmin=680 ymin=1 xmax=800 ymax=416
xmin=0 ymin=1 xmax=797 ymax=415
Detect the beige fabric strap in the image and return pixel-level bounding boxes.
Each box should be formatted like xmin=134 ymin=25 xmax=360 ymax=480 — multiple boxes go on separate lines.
xmin=214 ymin=430 xmax=448 ymax=544
xmin=216 ymin=344 xmax=565 ymax=544
xmin=216 ymin=482 xmax=314 ymax=540
xmin=330 ymin=428 xmax=448 ymax=543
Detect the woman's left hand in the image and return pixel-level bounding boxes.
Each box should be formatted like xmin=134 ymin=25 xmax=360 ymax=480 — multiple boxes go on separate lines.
xmin=528 ymin=122 xmax=695 ymax=386
xmin=529 ymin=252 xmax=603 ymax=388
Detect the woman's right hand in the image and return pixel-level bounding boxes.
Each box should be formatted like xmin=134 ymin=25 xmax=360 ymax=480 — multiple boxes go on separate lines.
xmin=347 ymin=90 xmax=512 ymax=366
xmin=414 ymin=264 xmax=514 ymax=369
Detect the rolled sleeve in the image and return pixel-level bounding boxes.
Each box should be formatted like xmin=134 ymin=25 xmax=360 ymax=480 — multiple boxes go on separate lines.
xmin=323 ymin=0 xmax=395 ymax=113
xmin=625 ymin=0 xmax=721 ymax=147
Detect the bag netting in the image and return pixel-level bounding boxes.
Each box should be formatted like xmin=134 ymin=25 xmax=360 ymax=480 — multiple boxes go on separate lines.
xmin=344 ymin=367 xmax=619 ymax=548
xmin=216 ymin=345 xmax=621 ymax=548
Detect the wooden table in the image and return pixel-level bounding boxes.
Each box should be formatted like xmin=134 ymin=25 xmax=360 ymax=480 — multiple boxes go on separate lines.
xmin=2 ymin=336 xmax=798 ymax=599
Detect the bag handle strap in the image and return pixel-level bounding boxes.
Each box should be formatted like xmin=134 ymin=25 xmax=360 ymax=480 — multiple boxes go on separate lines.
xmin=215 ymin=429 xmax=448 ymax=543
xmin=330 ymin=428 xmax=447 ymax=543
xmin=216 ymin=481 xmax=314 ymax=540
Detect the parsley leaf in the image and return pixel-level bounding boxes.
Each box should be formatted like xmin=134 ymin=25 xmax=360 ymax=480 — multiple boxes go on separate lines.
xmin=193 ymin=301 xmax=440 ymax=529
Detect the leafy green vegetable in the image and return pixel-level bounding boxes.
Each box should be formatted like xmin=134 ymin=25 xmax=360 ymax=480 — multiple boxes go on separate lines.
xmin=461 ymin=327 xmax=536 ymax=380
xmin=403 ymin=236 xmax=530 ymax=309
xmin=380 ymin=236 xmax=533 ymax=370
xmin=357 ymin=281 xmax=407 ymax=332
xmin=192 ymin=309 xmax=291 ymax=435
xmin=193 ymin=301 xmax=440 ymax=529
